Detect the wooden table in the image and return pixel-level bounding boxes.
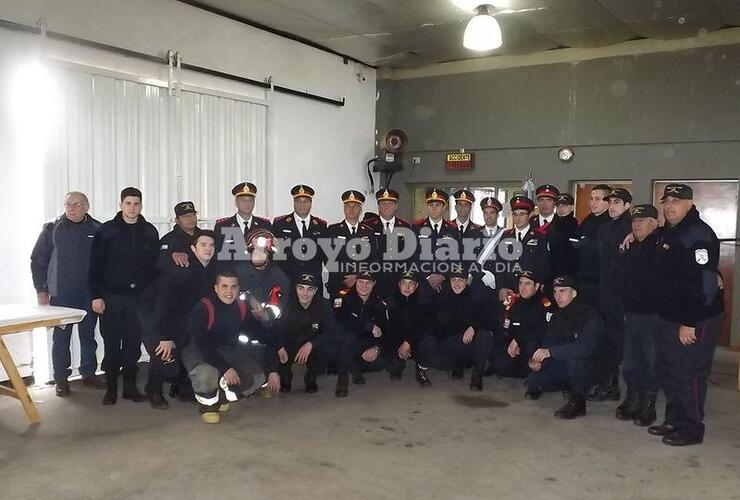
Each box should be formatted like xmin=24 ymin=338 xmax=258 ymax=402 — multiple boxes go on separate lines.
xmin=0 ymin=304 xmax=86 ymax=424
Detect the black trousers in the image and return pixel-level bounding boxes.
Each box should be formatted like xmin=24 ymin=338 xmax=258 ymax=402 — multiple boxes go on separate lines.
xmin=279 ymin=335 xmax=333 ymax=379
xmin=526 ymin=355 xmax=591 ymax=396
xmin=595 ymin=292 xmax=625 ymax=383
xmin=622 ymin=312 xmax=661 ymax=396
xmin=658 ymin=314 xmax=722 ymax=439
xmin=418 ymin=330 xmax=493 ymax=372
xmin=490 ymin=333 xmax=536 ymax=378
xmin=140 ymin=311 xmax=190 ymax=395
xmin=99 ymin=293 xmax=144 ymax=381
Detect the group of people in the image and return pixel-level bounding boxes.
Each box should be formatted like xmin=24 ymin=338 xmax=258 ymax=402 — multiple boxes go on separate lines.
xmin=30 ymin=179 xmax=724 ymax=446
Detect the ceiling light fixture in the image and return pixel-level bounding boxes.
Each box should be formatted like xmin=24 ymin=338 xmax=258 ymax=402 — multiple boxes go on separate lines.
xmin=463 ymin=4 xmax=502 ymax=51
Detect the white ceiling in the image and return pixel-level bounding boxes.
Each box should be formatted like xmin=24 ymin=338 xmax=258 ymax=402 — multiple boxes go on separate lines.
xmin=190 ymin=0 xmax=740 ymax=68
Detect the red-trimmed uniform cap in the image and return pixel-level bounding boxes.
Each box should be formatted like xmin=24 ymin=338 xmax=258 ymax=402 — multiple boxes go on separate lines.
xmin=480 ymin=196 xmax=503 ymax=212
xmin=341 ymin=190 xmax=365 ymax=204
xmin=232 ymin=182 xmax=257 ymax=198
xmin=510 ymin=195 xmax=535 ymax=212
xmin=535 ymin=184 xmax=560 ymax=200
xmin=425 ymin=188 xmax=448 ymax=204
xmin=453 ymin=189 xmax=475 ymax=204
xmin=375 ymin=188 xmax=399 ymax=202
xmin=291 ymin=184 xmax=315 ymax=199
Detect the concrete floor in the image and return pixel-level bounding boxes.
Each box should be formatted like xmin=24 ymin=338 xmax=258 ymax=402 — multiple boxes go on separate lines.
xmin=1 ymin=350 xmax=739 ymax=500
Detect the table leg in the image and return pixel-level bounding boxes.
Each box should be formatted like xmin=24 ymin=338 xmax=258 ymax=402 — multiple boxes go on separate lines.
xmin=0 ymin=337 xmax=41 ymax=424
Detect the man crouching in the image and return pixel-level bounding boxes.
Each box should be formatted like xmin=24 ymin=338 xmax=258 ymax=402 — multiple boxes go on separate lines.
xmin=182 ymin=269 xmax=280 ymax=424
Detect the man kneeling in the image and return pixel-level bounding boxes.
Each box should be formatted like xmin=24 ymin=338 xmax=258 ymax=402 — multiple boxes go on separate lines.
xmin=182 ymin=270 xmax=280 ymax=424
xmin=526 ymin=276 xmax=603 ymax=419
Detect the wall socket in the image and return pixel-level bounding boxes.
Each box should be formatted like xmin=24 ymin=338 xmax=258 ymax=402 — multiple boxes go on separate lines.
xmin=412 ymin=156 xmax=421 ymax=164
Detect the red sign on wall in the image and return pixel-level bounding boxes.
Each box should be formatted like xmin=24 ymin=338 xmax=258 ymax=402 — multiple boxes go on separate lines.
xmin=446 ymin=152 xmax=474 ymax=170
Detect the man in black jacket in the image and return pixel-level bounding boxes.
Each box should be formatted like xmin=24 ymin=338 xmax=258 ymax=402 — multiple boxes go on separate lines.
xmin=417 ymin=265 xmax=493 ymax=391
xmin=590 ymin=187 xmax=633 ymax=401
xmin=385 ymin=271 xmax=433 ymax=386
xmin=274 ymin=273 xmax=345 ymax=396
xmin=575 ymin=184 xmax=611 ymax=309
xmin=549 ymin=193 xmax=580 ymax=280
xmin=31 ymin=191 xmax=103 ymax=396
xmin=140 ymin=230 xmax=219 ymax=409
xmin=526 ymin=276 xmax=604 ymax=419
xmin=89 ymin=187 xmax=160 ymax=405
xmin=182 ymin=269 xmax=279 ymax=424
xmin=648 ymin=184 xmax=724 ymax=446
xmin=157 ymin=201 xmax=202 ymax=269
xmin=490 ymin=270 xmax=554 ymax=378
xmin=616 ymin=205 xmax=661 ymax=426
xmin=333 ymin=271 xmax=391 ymax=386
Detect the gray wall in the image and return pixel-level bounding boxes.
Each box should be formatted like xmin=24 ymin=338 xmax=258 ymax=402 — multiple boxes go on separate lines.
xmin=376 ymin=45 xmax=740 ymax=343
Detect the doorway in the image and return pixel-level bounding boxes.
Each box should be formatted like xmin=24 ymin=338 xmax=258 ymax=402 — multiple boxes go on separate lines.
xmin=573 ymin=181 xmax=633 ymax=223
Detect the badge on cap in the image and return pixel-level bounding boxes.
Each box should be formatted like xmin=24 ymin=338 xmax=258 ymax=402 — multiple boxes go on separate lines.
xmin=695 ymin=248 xmax=709 ymax=265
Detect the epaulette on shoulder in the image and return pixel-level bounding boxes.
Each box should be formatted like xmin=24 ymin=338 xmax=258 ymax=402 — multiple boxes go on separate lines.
xmin=444 ymin=219 xmax=457 ymax=228
xmin=215 ymin=217 xmax=230 ymax=224
xmin=534 ymin=226 xmax=548 ymax=236
xmin=395 ymin=217 xmax=409 ymax=226
xmin=413 ymin=218 xmax=426 ymax=226
xmin=502 ymin=228 xmax=515 ymax=236
xmin=312 ymin=216 xmax=327 ymax=225
xmin=273 ymin=214 xmax=290 ymax=221
xmin=469 ymin=221 xmax=482 ymax=229
xmin=254 ymin=215 xmax=271 ymax=222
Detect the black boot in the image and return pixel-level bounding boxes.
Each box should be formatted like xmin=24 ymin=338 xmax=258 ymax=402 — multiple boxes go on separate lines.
xmin=450 ymin=367 xmax=464 ymax=379
xmin=554 ymin=393 xmax=587 ymax=420
xmin=634 ymin=393 xmax=657 ymax=427
xmin=122 ymin=377 xmax=147 ymax=403
xmin=588 ymin=375 xmax=620 ymax=401
xmin=335 ymin=373 xmax=349 ymax=398
xmin=615 ymin=390 xmax=642 ymax=421
xmin=304 ymin=372 xmax=318 ymax=393
xmin=647 ymin=421 xmax=677 ymax=436
xmin=415 ymin=365 xmax=432 ymax=387
xmin=149 ymin=392 xmax=169 ymax=410
xmin=102 ymin=376 xmax=117 ymax=406
xmin=469 ymin=369 xmax=483 ymax=391
xmin=352 ymin=369 xmax=365 ymax=385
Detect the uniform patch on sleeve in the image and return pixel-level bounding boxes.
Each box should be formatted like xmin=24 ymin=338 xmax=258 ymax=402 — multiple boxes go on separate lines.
xmin=160 ymin=244 xmax=169 ymax=250
xmin=695 ymin=248 xmax=709 ymax=265
xmin=546 ymin=312 xmax=553 ymax=322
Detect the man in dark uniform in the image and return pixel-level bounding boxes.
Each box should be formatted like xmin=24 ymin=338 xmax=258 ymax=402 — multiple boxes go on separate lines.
xmin=183 ymin=269 xmax=279 ymax=424
xmin=31 ymin=191 xmax=103 ymax=396
xmin=648 ymin=184 xmax=724 ymax=446
xmin=274 ymin=273 xmax=347 ymax=396
xmin=363 ymin=189 xmax=413 ymax=300
xmin=526 ymin=276 xmax=603 ymax=419
xmin=589 ymin=187 xmax=632 ymax=401
xmin=498 ymin=195 xmax=549 ymax=297
xmin=616 ymin=204 xmax=661 ymax=426
xmin=325 ymin=190 xmax=376 ymax=297
xmin=549 ymin=193 xmax=580 ymax=279
xmin=575 ymin=184 xmax=611 ymax=309
xmin=529 ymin=184 xmax=559 ymax=233
xmin=271 ymin=184 xmax=327 ymax=283
xmin=214 ymin=182 xmax=272 ymax=255
xmin=490 ymin=270 xmax=554 ymax=378
xmin=234 ymin=229 xmax=291 ymax=316
xmin=158 ymin=201 xmax=202 ymax=269
xmin=452 ymin=189 xmax=481 ymax=237
xmin=333 ymin=271 xmax=392 ymax=385
xmin=468 ymin=196 xmax=507 ymax=334
xmin=141 ymin=230 xmax=219 ymax=409
xmin=385 ymin=271 xmax=433 ymax=386
xmin=412 ymin=188 xmax=460 ymax=298
xmin=418 ymin=265 xmax=493 ymax=391
xmin=89 ymin=187 xmax=160 ymax=405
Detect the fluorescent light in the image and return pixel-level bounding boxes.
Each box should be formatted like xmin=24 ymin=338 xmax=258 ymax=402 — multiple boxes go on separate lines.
xmin=463 ymin=5 xmax=503 ymax=51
